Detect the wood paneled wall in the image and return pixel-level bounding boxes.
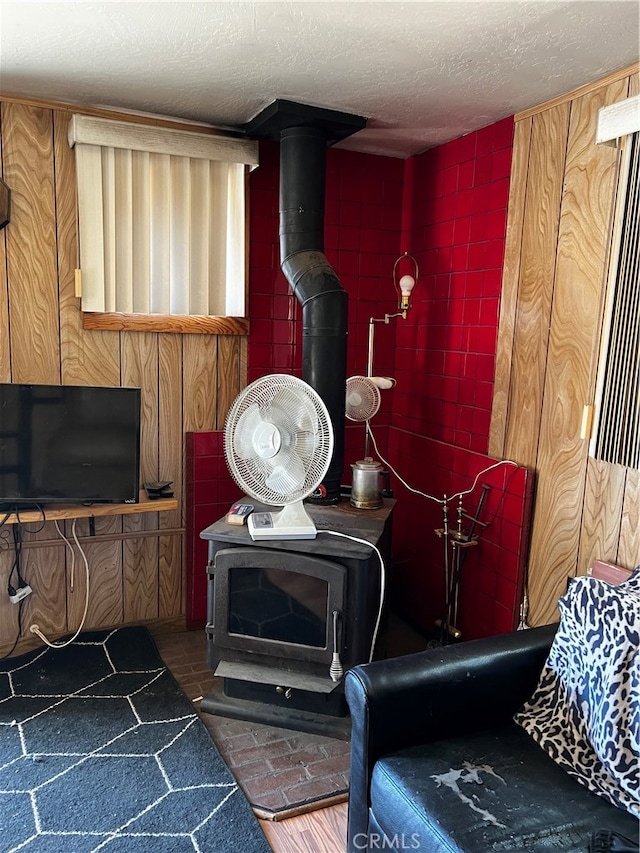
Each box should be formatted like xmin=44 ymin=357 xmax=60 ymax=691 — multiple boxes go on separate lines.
xmin=490 ymin=64 xmax=640 ymax=625
xmin=0 ymin=101 xmax=246 ymax=656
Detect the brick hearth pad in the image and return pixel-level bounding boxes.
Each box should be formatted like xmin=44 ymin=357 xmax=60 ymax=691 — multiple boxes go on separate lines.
xmin=204 ymin=714 xmax=349 ymax=817
xmin=152 ymin=628 xmax=349 ymax=819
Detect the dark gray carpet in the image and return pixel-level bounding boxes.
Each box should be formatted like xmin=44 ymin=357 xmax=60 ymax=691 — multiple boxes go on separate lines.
xmin=0 ymin=627 xmax=271 ymax=852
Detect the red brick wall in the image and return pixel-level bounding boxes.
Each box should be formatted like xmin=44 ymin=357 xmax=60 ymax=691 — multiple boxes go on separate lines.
xmin=393 ymin=117 xmax=513 ymax=451
xmin=385 ymin=117 xmax=530 ymax=638
xmin=186 ymin=119 xmax=533 ymax=640
xmin=185 ymin=432 xmax=243 ymax=628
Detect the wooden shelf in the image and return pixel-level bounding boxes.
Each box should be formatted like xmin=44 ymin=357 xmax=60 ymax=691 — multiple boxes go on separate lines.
xmin=2 ymin=490 xmax=178 ymax=525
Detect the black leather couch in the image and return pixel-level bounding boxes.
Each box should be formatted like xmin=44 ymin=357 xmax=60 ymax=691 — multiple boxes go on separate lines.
xmin=345 ymin=625 xmax=639 ymax=853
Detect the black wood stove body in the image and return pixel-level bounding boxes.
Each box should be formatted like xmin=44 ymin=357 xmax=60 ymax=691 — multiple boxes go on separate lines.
xmin=200 ymin=498 xmax=394 ymax=737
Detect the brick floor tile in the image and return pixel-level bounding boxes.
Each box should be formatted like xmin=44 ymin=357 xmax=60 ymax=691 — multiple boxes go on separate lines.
xmin=251 ymin=789 xmax=288 ymax=812
xmin=229 ymin=739 xmax=293 ymax=767
xmin=216 ymin=731 xmax=257 ymax=753
xmin=227 ymin=758 xmax=273 ymax=783
xmin=169 ymin=662 xmax=200 ymax=675
xmin=207 ymin=717 xmax=256 ymax=738
xmin=242 ymin=766 xmax=308 ymax=799
xmin=252 ymin=725 xmax=299 ymax=745
xmin=267 ymin=748 xmax=325 ymax=772
xmin=305 ymin=755 xmax=351 ymax=778
xmin=284 ymin=775 xmax=348 ymax=806
xmin=284 ymin=731 xmax=347 ymax=751
xmin=319 ymin=739 xmax=351 ymax=758
xmin=180 ymin=677 xmax=214 ymax=696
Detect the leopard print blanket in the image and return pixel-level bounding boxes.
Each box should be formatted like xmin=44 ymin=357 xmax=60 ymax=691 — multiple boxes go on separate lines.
xmin=515 ymin=568 xmax=640 ymax=817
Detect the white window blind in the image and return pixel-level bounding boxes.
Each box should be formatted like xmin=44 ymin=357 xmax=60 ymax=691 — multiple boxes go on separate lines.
xmin=68 ymin=115 xmax=258 ymax=317
xmin=591 ymin=131 xmax=640 ymax=468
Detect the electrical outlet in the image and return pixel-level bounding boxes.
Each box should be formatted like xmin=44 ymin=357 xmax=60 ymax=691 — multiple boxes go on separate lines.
xmin=10 ymin=585 xmax=32 ymax=604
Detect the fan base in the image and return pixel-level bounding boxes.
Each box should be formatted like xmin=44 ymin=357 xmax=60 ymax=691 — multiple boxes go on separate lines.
xmin=248 ymin=502 xmax=317 ymax=541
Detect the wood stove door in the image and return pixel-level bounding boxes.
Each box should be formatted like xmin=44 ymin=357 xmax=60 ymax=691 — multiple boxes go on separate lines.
xmin=210 ymin=547 xmax=347 ymax=669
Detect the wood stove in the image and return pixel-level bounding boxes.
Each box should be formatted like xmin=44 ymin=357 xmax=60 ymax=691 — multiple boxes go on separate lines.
xmin=200 ymin=498 xmax=394 ymax=737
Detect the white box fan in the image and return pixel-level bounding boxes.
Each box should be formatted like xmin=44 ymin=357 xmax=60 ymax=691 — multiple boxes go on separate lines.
xmin=223 ymin=374 xmax=334 ymax=541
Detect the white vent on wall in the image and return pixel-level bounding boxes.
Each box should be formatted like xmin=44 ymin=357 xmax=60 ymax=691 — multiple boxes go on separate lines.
xmin=590 ymin=131 xmax=640 ymax=469
xmin=597 ymin=95 xmax=640 ymax=146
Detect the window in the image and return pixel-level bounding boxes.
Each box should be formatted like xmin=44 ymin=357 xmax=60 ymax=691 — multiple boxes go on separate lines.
xmin=591 ymin=122 xmax=639 ymax=468
xmin=68 ymin=115 xmax=259 ymax=333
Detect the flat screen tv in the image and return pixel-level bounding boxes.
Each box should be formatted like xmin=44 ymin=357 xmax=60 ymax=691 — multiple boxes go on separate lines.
xmin=0 ymin=383 xmax=141 ymax=509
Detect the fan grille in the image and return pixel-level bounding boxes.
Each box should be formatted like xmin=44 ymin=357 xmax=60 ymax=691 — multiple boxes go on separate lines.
xmin=345 ymin=376 xmax=381 ymax=422
xmin=224 ymin=374 xmax=334 ymax=506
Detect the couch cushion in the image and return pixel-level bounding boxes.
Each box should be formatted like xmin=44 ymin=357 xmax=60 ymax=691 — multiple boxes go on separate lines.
xmin=369 ymin=723 xmax=638 ymax=853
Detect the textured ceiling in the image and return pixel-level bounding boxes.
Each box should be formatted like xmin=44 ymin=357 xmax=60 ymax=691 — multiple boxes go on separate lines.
xmin=0 ymin=1 xmax=638 ymax=158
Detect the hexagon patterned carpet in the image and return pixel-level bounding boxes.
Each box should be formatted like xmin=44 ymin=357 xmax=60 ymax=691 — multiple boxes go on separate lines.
xmin=0 ymin=627 xmax=271 ymax=853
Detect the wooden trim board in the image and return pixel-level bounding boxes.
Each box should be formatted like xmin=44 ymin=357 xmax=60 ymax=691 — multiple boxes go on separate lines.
xmin=516 ymin=62 xmax=640 ymax=120
xmin=2 ymin=491 xmax=178 ymax=525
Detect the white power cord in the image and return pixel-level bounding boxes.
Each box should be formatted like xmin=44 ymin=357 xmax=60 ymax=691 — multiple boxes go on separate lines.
xmin=54 ymin=519 xmax=76 ymax=591
xmin=320 ymin=529 xmax=386 ymax=664
xmin=30 ymin=518 xmax=91 ymax=649
xmin=366 ymin=420 xmax=518 ymax=506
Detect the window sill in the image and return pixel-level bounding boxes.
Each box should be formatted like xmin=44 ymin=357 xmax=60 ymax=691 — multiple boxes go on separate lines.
xmin=82 ymin=312 xmax=249 ymax=335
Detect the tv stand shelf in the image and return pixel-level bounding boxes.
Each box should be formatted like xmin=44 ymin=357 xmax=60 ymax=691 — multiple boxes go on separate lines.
xmin=2 ymin=490 xmax=178 ymax=525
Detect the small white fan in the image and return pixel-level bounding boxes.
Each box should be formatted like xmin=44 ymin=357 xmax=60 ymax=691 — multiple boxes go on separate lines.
xmin=345 ymin=376 xmax=381 ymax=422
xmin=224 ymin=374 xmax=334 ymax=541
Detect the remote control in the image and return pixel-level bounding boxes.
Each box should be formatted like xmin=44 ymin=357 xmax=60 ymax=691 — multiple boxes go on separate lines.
xmin=144 ymin=481 xmax=174 ymax=499
xmin=225 ymin=502 xmax=254 ymax=525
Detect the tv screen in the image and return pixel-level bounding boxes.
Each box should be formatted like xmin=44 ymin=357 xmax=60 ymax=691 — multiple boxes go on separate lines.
xmin=0 ymin=383 xmax=141 ymax=508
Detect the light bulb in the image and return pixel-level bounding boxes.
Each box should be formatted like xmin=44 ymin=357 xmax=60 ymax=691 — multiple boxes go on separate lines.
xmin=399 ymin=274 xmax=415 ymax=309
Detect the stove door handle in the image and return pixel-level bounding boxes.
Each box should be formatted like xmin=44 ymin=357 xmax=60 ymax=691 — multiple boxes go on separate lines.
xmin=330 ymin=609 xmax=343 ymax=682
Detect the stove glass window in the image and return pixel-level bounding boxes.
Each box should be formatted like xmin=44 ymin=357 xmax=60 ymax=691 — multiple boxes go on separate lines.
xmin=228 ymin=567 xmax=328 ymax=648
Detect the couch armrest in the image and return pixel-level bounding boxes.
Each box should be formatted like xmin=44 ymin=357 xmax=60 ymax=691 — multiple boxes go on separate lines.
xmin=345 ymin=623 xmax=557 ymax=852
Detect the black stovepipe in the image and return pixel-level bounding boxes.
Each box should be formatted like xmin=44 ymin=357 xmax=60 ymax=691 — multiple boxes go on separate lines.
xmin=279 ymin=126 xmax=347 ymax=504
